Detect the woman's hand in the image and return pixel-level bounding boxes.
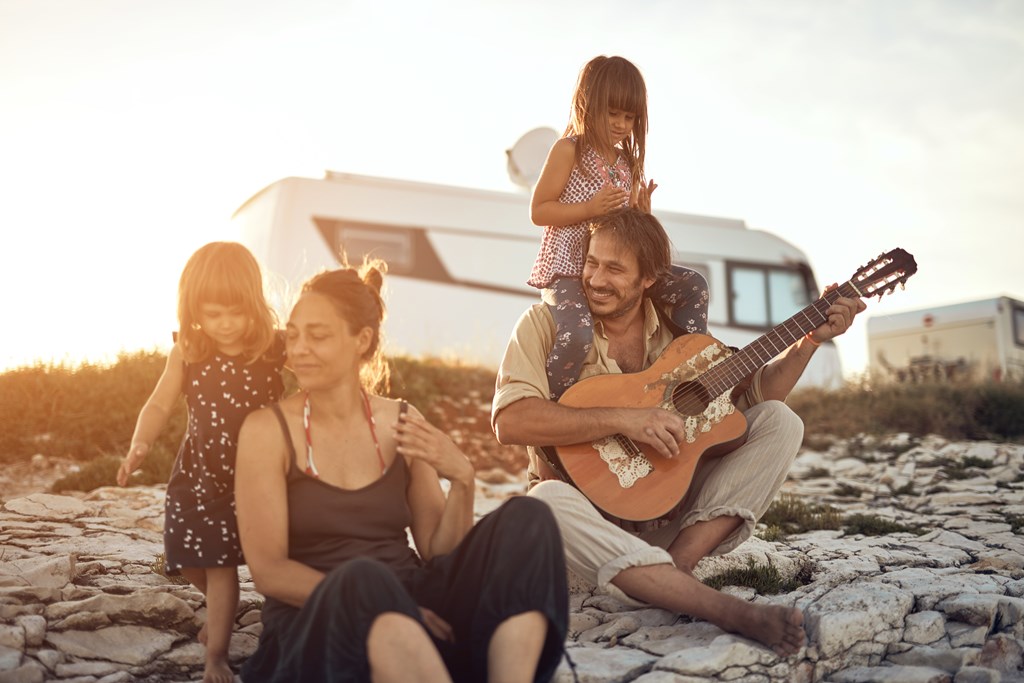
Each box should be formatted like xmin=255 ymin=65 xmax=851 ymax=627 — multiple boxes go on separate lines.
xmin=117 ymin=443 xmax=148 ymax=486
xmin=420 ymin=607 xmax=455 ymax=642
xmin=395 ymin=411 xmax=475 ymax=487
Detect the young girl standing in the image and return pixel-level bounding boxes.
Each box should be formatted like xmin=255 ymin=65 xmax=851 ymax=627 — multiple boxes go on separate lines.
xmin=117 ymin=242 xmax=286 ymax=683
xmin=529 ymin=55 xmax=710 ymax=399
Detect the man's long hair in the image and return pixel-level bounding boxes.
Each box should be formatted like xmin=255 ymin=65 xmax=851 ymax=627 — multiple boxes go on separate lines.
xmin=583 ymin=208 xmax=672 ymax=283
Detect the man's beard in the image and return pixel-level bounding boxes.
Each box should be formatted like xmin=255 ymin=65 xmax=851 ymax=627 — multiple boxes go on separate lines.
xmin=585 ymin=279 xmax=645 ymax=320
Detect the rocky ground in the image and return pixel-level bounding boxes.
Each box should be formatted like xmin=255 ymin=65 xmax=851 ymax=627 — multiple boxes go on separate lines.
xmin=1 ymin=403 xmax=1023 ymax=682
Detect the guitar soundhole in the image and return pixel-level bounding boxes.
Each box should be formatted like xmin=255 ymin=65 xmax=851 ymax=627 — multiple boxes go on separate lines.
xmin=673 ymin=381 xmax=712 ymax=416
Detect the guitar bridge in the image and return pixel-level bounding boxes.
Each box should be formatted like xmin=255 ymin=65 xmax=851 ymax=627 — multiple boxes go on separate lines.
xmin=593 ymin=435 xmax=653 ymax=488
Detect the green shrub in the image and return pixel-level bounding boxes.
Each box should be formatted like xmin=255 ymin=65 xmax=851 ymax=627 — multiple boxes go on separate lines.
xmin=386 ymin=356 xmax=496 ymax=414
xmin=842 ymin=513 xmax=925 ymax=537
xmin=0 ymin=351 xmax=499 ymax=493
xmin=151 ymin=553 xmax=191 ymax=585
xmin=760 ymin=494 xmax=842 ymax=538
xmin=4 ymin=356 xmax=1022 ymax=494
xmin=833 ymin=483 xmax=862 ymax=498
xmin=703 ymin=558 xmax=814 ymax=594
xmin=789 ymin=381 xmax=1024 ymax=442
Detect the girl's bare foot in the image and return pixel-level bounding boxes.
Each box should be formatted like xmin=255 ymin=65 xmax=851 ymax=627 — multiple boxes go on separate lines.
xmin=203 ymin=653 xmax=234 ymax=683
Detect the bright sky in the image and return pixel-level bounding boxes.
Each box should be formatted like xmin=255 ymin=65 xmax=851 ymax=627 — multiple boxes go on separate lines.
xmin=2 ymin=0 xmax=1022 ymax=377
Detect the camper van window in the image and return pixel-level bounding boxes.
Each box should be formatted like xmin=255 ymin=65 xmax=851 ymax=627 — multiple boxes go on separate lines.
xmin=337 ymin=226 xmax=413 ymax=270
xmin=768 ymin=269 xmax=812 ymax=324
xmin=728 ymin=263 xmax=812 ymax=330
xmin=1013 ymin=301 xmax=1024 ymax=347
xmin=731 ymin=267 xmax=769 ymax=328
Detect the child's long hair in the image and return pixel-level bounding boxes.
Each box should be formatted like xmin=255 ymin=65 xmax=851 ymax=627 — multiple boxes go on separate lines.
xmin=565 ymin=55 xmax=648 ymax=196
xmin=177 ymin=242 xmax=278 ymax=364
xmin=301 ymin=258 xmax=390 ymax=394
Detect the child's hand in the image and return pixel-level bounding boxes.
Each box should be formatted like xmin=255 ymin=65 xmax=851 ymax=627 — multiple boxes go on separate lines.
xmin=117 ymin=443 xmax=149 ymax=486
xmin=635 ymin=179 xmax=658 ymax=213
xmin=587 ymin=183 xmax=630 ymax=217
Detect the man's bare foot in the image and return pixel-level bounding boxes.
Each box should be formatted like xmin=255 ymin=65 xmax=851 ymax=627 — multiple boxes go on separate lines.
xmin=727 ymin=602 xmax=805 ymax=657
xmin=203 ymin=653 xmax=234 ymax=683
xmin=197 ymin=622 xmax=208 ymax=645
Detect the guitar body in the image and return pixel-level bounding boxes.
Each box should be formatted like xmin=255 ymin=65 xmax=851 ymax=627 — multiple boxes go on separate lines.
xmin=557 ymin=333 xmax=750 ymax=522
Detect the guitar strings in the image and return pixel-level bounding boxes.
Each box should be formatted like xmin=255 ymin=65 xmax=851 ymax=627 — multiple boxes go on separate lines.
xmin=668 ymin=283 xmax=857 ymax=411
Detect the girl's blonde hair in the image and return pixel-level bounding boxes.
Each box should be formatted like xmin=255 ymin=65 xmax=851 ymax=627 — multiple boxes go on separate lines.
xmin=300 ymin=258 xmax=390 ymax=394
xmin=565 ymin=55 xmax=649 ymax=196
xmin=177 ymin=242 xmax=278 ymax=364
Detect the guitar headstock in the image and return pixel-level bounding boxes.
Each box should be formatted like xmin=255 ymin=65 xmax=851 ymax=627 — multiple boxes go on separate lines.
xmin=849 ymin=248 xmax=918 ymax=300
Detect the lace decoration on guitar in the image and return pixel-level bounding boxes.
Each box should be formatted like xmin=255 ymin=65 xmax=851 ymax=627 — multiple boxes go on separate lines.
xmin=593 ymin=435 xmax=653 ymax=488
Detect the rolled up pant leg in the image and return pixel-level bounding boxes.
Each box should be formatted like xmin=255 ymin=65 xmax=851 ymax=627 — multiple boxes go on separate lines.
xmin=642 ymin=399 xmax=804 ymax=554
xmin=529 ymin=480 xmax=673 ymax=607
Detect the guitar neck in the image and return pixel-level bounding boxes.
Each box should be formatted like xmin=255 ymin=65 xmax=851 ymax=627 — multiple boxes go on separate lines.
xmin=699 ymin=280 xmax=861 ymax=396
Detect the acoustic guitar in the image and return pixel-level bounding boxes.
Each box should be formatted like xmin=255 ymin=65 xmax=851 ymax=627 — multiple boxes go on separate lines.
xmin=555 ymin=248 xmax=918 ymax=523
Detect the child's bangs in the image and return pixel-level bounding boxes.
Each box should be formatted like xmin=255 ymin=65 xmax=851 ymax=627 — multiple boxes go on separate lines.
xmin=197 ymin=266 xmax=250 ymax=308
xmin=610 ymin=83 xmax=644 ymax=116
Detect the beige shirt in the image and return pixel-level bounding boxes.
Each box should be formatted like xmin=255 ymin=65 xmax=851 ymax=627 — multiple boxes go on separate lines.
xmin=492 ymin=298 xmax=767 ymax=485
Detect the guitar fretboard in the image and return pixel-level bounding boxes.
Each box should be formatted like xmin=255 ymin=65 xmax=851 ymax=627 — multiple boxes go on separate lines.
xmin=697 ymin=280 xmax=861 ymax=397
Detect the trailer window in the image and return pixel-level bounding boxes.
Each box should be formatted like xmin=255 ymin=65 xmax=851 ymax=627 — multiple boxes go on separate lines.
xmin=1014 ymin=301 xmax=1024 ymax=348
xmin=338 ymin=227 xmax=413 ymax=270
xmin=728 ymin=264 xmax=813 ymax=330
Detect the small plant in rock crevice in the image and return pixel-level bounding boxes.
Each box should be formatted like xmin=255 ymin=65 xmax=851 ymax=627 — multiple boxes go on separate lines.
xmin=703 ymin=558 xmax=815 ymax=595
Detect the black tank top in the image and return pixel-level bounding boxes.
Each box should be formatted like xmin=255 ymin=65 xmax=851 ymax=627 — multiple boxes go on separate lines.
xmin=269 ymin=402 xmax=421 ymax=575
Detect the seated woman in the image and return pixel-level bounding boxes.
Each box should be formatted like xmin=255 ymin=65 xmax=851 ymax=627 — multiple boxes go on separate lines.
xmin=235 ymin=262 xmax=568 ymax=683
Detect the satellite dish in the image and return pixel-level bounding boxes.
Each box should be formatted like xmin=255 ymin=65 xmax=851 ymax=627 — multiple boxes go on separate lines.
xmin=506 ymin=127 xmax=559 ymax=188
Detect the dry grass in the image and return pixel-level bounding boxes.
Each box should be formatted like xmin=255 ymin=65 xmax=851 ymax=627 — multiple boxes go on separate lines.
xmin=2 ymin=353 xmax=1021 ymax=493
xmin=788 ymin=380 xmax=1024 ymax=443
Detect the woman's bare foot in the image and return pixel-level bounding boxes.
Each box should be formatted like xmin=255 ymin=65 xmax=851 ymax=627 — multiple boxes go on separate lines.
xmin=725 ymin=602 xmax=805 ymax=656
xmin=203 ymin=653 xmax=234 ymax=683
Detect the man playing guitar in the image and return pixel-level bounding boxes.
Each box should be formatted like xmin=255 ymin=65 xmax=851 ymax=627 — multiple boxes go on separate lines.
xmin=492 ymin=207 xmax=866 ymax=657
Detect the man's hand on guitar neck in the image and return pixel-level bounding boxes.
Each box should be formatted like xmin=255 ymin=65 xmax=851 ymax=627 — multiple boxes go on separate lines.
xmin=808 ymin=283 xmax=866 ymax=345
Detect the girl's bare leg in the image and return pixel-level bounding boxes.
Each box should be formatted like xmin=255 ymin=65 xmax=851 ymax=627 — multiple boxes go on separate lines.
xmin=178 ymin=566 xmax=210 ymax=644
xmin=181 ymin=566 xmax=238 ymax=683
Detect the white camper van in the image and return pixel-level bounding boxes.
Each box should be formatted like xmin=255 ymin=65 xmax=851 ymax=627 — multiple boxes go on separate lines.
xmin=232 ymin=171 xmax=843 ymax=388
xmin=867 ymin=296 xmax=1024 ymax=383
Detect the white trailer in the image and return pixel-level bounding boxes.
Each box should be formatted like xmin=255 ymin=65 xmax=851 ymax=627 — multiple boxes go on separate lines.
xmin=232 ymin=171 xmax=843 ymax=388
xmin=867 ymin=296 xmax=1024 ymax=383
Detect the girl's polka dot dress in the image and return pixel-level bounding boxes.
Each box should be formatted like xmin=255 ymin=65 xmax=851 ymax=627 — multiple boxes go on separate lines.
xmin=163 ymin=335 xmax=285 ymax=574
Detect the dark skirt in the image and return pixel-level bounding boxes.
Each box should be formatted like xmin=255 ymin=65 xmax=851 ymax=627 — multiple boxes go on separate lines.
xmin=242 ymin=496 xmax=569 ymax=683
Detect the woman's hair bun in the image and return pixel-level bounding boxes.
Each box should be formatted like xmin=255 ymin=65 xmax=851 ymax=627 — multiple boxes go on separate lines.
xmin=362 ymin=265 xmax=384 ymax=294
